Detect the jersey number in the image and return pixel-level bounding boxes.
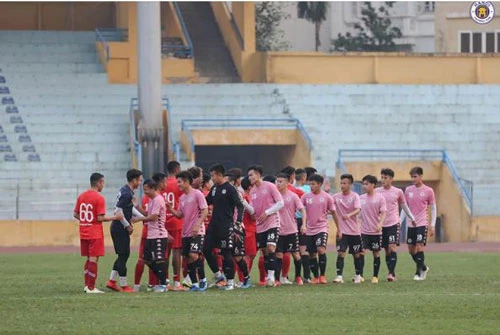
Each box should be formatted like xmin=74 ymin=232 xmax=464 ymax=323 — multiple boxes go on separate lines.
xmin=165 ymin=192 xmax=175 ymax=208
xmin=79 ymin=203 xmax=94 ymax=223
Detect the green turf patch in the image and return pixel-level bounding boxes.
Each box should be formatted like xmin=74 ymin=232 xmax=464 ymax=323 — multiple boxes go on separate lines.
xmin=0 ymin=252 xmax=499 ymax=334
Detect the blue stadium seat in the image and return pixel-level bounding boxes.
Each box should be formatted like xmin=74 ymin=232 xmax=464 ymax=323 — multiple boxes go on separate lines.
xmin=27 ymin=153 xmax=41 ymax=162
xmin=0 ymin=144 xmax=12 ymax=152
xmin=9 ymin=115 xmax=23 ymax=124
xmin=4 ymin=153 xmax=16 ymax=161
xmin=0 ymin=134 xmax=7 ymax=142
xmin=14 ymin=125 xmax=27 ymax=133
xmin=2 ymin=97 xmax=14 ymax=105
xmin=18 ymin=134 xmax=31 ymax=142
xmin=0 ymin=76 xmax=5 ymax=83
xmin=22 ymin=144 xmax=36 ymax=152
xmin=0 ymin=125 xmax=3 ymax=133
xmin=5 ymin=106 xmax=18 ymax=113
xmin=0 ymin=87 xmax=9 ymax=94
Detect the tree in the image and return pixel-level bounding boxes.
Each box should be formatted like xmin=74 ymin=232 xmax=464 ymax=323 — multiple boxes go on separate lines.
xmin=255 ymin=2 xmax=290 ymax=51
xmin=331 ymin=2 xmax=403 ymax=52
xmin=297 ymin=2 xmax=328 ymax=51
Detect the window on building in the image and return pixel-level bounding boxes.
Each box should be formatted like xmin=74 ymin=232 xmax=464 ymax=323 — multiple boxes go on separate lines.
xmin=424 ymin=1 xmax=435 ymax=12
xmin=459 ymin=31 xmax=500 ymax=53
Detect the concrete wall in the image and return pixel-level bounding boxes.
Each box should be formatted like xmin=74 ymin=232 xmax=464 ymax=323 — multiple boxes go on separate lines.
xmin=472 ymin=216 xmax=500 ymax=242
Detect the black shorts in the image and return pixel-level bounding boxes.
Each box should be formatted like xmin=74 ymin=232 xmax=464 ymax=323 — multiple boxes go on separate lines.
xmin=277 ymin=233 xmax=299 ymax=253
xmin=205 ymin=224 xmax=234 ymax=250
xmin=336 ymin=234 xmax=363 ymax=254
xmin=382 ymin=223 xmax=400 ymax=248
xmin=110 ymin=223 xmax=130 ymax=255
xmin=144 ymin=238 xmax=168 ymax=262
xmin=306 ymin=232 xmax=328 ymax=254
xmin=232 ymin=233 xmax=246 ymax=257
xmin=362 ymin=234 xmax=383 ymax=252
xmin=182 ymin=236 xmax=205 ymax=256
xmin=256 ymin=227 xmax=279 ymax=249
xmin=407 ymin=226 xmax=428 ymax=246
xmin=296 ymin=218 xmax=307 ymax=246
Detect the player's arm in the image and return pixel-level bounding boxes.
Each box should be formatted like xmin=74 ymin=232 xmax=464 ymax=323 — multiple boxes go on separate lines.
xmin=344 ymin=208 xmax=361 ymax=221
xmin=377 ymin=211 xmax=387 ymax=233
xmin=299 ymin=207 xmax=307 ymax=235
xmin=73 ymin=212 xmax=79 ymax=221
xmin=115 ymin=192 xmax=132 ymax=228
xmin=205 ymin=186 xmax=214 ymax=205
xmin=166 ymin=202 xmax=184 ymax=219
xmin=429 ymin=203 xmax=437 ymax=237
xmin=98 ymin=212 xmax=124 ymax=223
xmin=193 ymin=207 xmax=209 ymax=236
xmin=242 ymin=196 xmax=255 ymax=215
xmin=259 ymin=188 xmax=284 ymax=223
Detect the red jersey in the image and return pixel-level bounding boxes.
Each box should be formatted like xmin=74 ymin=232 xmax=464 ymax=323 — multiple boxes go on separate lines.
xmin=164 ymin=176 xmax=183 ymax=231
xmin=202 ymin=189 xmax=213 ymax=230
xmin=141 ymin=196 xmax=150 ymax=239
xmin=287 ymin=184 xmax=305 ymax=198
xmin=243 ymin=193 xmax=256 ymax=233
xmin=74 ymin=190 xmax=106 ymax=240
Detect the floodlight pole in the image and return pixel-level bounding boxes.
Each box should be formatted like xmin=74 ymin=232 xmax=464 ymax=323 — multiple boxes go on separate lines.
xmin=137 ymin=1 xmax=164 ymax=178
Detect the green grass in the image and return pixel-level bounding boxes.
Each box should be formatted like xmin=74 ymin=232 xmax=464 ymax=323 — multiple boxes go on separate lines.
xmin=1 ymin=251 xmax=499 ymax=334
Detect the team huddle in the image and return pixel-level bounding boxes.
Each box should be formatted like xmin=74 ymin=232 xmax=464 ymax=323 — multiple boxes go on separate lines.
xmin=74 ymin=162 xmax=436 ymax=293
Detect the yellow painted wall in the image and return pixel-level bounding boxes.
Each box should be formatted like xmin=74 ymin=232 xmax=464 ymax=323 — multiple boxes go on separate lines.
xmin=471 ymin=216 xmax=500 ymax=242
xmin=0 ymin=221 xmax=143 ymax=247
xmin=260 ymin=52 xmax=500 ymax=84
xmin=190 ymin=129 xmax=297 ymax=146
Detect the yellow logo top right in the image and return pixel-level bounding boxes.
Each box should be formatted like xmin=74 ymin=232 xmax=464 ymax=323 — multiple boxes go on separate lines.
xmin=470 ymin=1 xmax=495 ymax=24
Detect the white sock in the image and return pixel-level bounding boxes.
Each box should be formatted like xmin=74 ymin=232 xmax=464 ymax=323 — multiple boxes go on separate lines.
xmin=215 ymin=271 xmax=222 ymax=278
xmin=228 ymin=279 xmax=234 ymax=286
xmin=109 ymin=270 xmax=118 ymax=281
xmin=200 ymin=278 xmax=207 ymax=283
xmin=119 ymin=277 xmax=128 ymax=287
xmin=268 ymin=270 xmax=275 ymax=281
xmin=185 ymin=274 xmax=191 ymax=283
xmin=174 ymin=281 xmax=181 ymax=287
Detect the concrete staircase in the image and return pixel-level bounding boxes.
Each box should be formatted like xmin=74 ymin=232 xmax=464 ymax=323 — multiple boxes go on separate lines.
xmin=177 ymin=2 xmax=240 ymax=83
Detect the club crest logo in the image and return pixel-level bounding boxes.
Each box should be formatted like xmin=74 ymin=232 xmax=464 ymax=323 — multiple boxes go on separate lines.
xmin=470 ymin=2 xmax=495 ymax=24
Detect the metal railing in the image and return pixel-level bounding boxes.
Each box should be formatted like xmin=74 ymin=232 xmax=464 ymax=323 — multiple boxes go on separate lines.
xmin=166 ymin=2 xmax=193 ymax=58
xmin=181 ymin=118 xmax=313 ymax=159
xmin=223 ymin=2 xmax=245 ymax=50
xmin=336 ymin=149 xmax=473 ymax=212
xmin=95 ymin=28 xmax=128 ymax=62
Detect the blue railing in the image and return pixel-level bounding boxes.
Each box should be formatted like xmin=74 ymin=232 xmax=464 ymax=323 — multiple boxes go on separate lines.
xmin=166 ymin=2 xmax=193 ymax=58
xmin=95 ymin=28 xmax=128 ymax=62
xmin=130 ymin=97 xmax=179 ymax=163
xmin=223 ymin=2 xmax=245 ymax=50
xmin=181 ymin=118 xmax=313 ymax=159
xmin=337 ymin=149 xmax=473 ymax=211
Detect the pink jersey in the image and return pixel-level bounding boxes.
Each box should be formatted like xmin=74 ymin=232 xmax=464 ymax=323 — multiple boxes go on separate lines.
xmin=332 ymin=191 xmax=361 ymax=236
xmin=375 ymin=186 xmax=406 ymax=227
xmin=278 ymin=190 xmax=303 ymax=236
xmin=249 ymin=181 xmax=283 ymax=234
xmin=405 ymin=184 xmax=435 ymax=227
xmin=360 ymin=193 xmax=387 ymax=235
xmin=179 ymin=189 xmax=208 ymax=238
xmin=145 ymin=194 xmax=168 ymax=239
xmin=302 ymin=191 xmax=335 ymax=236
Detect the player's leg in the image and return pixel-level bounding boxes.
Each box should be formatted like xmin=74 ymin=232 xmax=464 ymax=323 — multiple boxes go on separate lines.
xmin=352 ymin=236 xmax=364 ymax=284
xmin=81 ymin=239 xmax=90 ymax=291
xmin=108 ymin=226 xmax=132 ymax=292
xmin=317 ymin=233 xmax=328 ymax=284
xmin=407 ymin=227 xmax=420 ymax=278
xmin=275 ymin=235 xmax=285 ymax=284
xmin=134 ymin=236 xmax=146 ymax=292
xmin=244 ymin=231 xmax=257 ymax=274
xmin=281 ymin=253 xmax=291 ymax=282
xmin=333 ymin=235 xmax=347 ymax=283
xmin=308 ymin=235 xmax=319 ymax=283
xmin=292 ymin=251 xmax=302 ymax=284
xmin=384 ymin=224 xmax=399 ymax=281
xmin=414 ymin=226 xmax=429 ymax=280
xmin=171 ymin=230 xmax=183 ymax=290
xmin=372 ymin=249 xmax=381 ymax=283
xmin=264 ymin=228 xmax=279 ymax=287
xmin=299 ymin=229 xmax=310 ymax=282
xmin=286 ymin=233 xmax=301 ymax=285
xmin=202 ymin=230 xmax=221 ymax=276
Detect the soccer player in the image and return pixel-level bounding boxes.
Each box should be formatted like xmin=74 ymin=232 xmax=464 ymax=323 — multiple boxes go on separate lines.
xmin=279 ymin=166 xmax=304 ymax=285
xmin=404 ymin=166 xmax=436 ymax=281
xmin=301 ymin=174 xmax=336 ymax=284
xmin=275 ymin=173 xmax=307 ymax=285
xmin=294 ymin=168 xmax=312 ymax=283
xmin=74 ymin=173 xmax=123 ymax=293
xmin=226 ymin=168 xmax=252 ymax=289
xmin=203 ymin=163 xmax=244 ymax=290
xmin=165 ymin=160 xmax=184 ymax=291
xmin=247 ymin=165 xmax=284 ymax=287
xmin=332 ymin=174 xmax=363 ymax=284
xmin=107 ymin=169 xmax=142 ymax=293
xmin=131 ymin=179 xmax=168 ymax=292
xmin=304 ymin=167 xmax=317 ymax=180
xmin=167 ymin=171 xmax=209 ymax=292
xmin=133 ymin=172 xmax=166 ymax=292
xmin=360 ymin=175 xmax=387 ymax=284
xmin=376 ymin=168 xmax=416 ymax=281
xmin=240 ymin=177 xmax=257 ymax=277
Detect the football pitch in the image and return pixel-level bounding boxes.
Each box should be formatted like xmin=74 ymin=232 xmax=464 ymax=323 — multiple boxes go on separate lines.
xmin=1 ymin=251 xmax=499 ymax=335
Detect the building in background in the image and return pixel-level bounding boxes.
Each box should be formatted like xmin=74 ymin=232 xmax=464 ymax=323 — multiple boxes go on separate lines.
xmin=435 ymin=1 xmax=500 ymax=53
xmin=279 ymin=1 xmax=435 ymax=52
